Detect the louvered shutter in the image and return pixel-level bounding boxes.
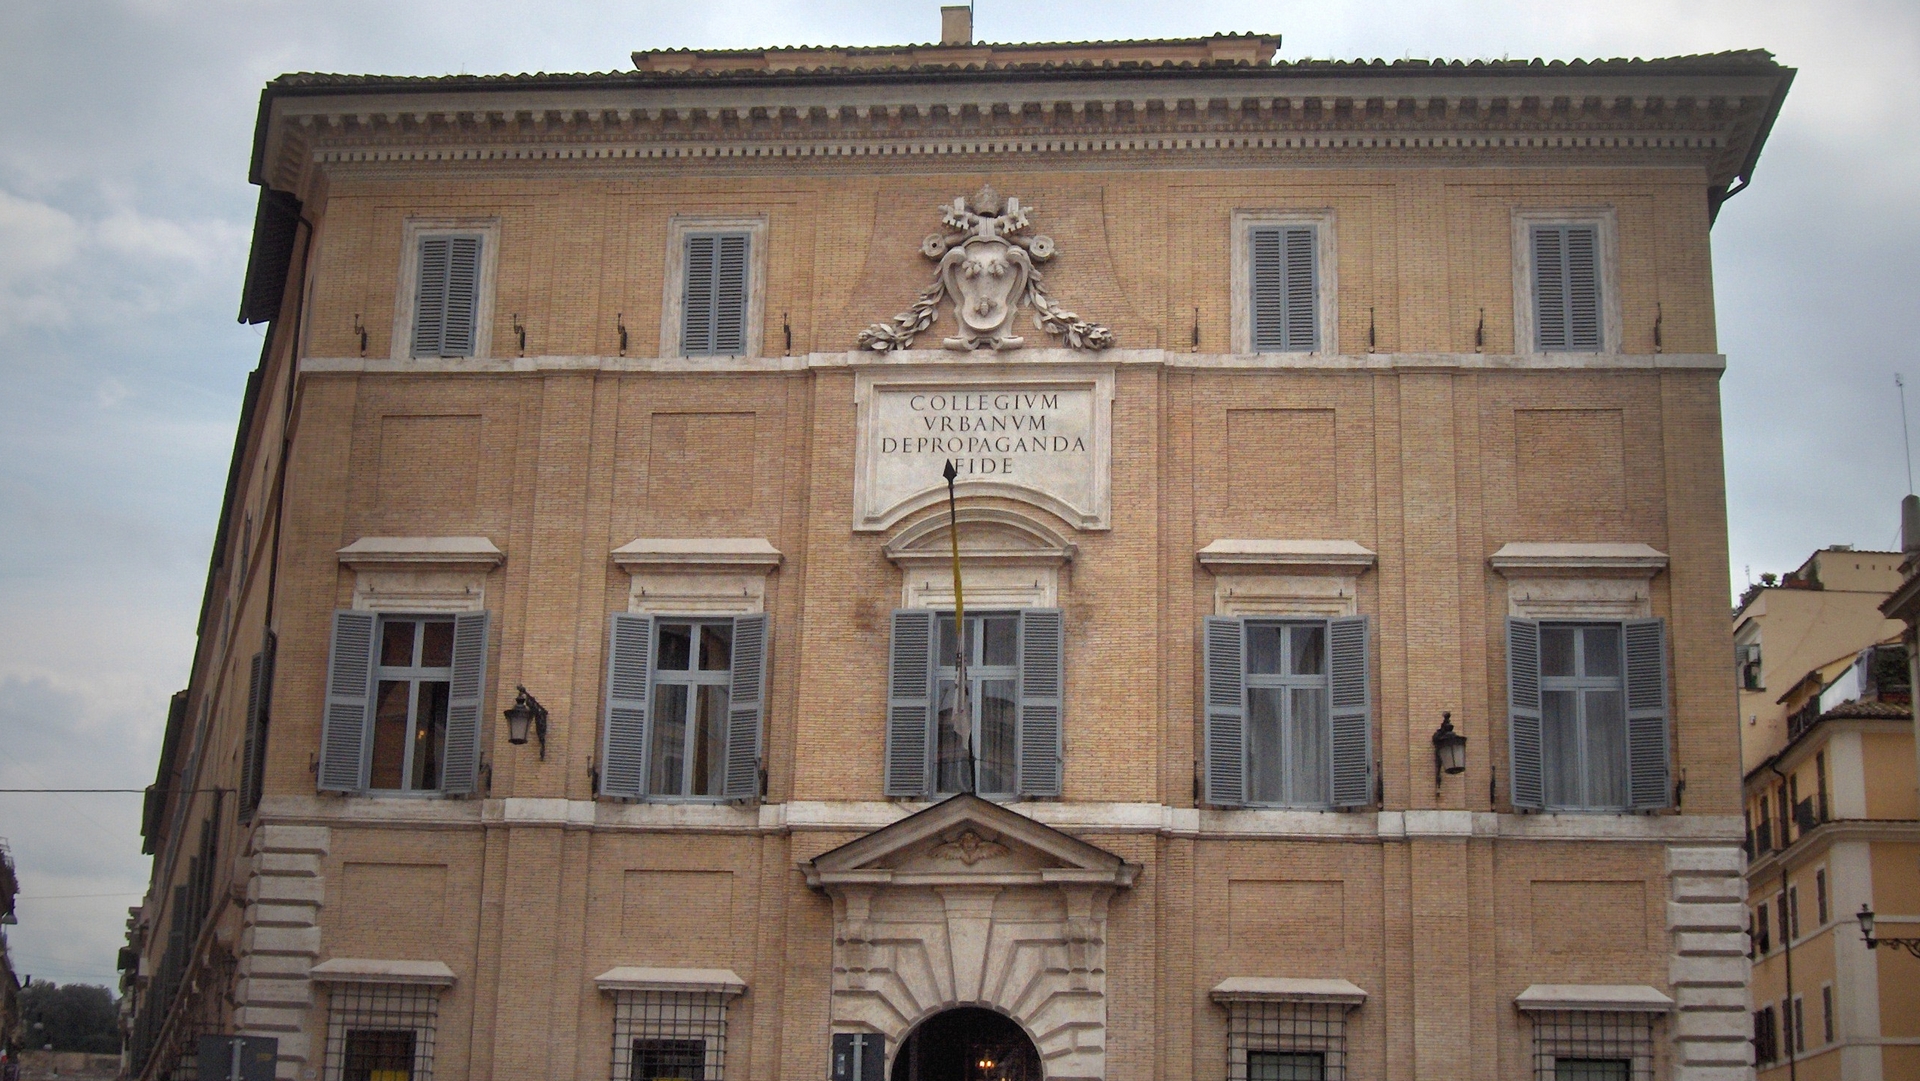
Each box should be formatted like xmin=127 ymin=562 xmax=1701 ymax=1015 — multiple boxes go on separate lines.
xmin=440 ymin=236 xmax=481 ymax=357
xmin=1507 ymin=618 xmax=1544 ymax=810
xmin=1016 ymin=608 xmax=1065 ymax=797
xmin=713 ymin=233 xmax=749 ymax=355
xmin=1327 ymin=616 xmax=1372 ymax=808
xmin=1203 ymin=616 xmax=1247 ymax=806
xmin=1532 ymin=225 xmax=1601 ymax=352
xmin=1623 ymin=618 xmax=1672 ymax=811
xmin=238 ymin=632 xmax=277 ymax=821
xmin=885 ymin=609 xmax=937 ymax=798
xmin=412 ymin=237 xmax=450 ymax=358
xmin=723 ymin=613 xmax=768 ymax=801
xmin=600 ymin=614 xmax=654 ymax=798
xmin=1250 ymin=225 xmax=1318 ymax=352
xmin=440 ymin=612 xmax=489 ymax=796
xmin=319 ymin=610 xmax=377 ymax=792
xmin=682 ymin=234 xmax=718 ymax=355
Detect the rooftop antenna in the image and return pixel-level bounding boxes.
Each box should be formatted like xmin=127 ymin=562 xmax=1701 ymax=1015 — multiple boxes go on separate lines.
xmin=1900 ymin=374 xmax=1915 ymax=495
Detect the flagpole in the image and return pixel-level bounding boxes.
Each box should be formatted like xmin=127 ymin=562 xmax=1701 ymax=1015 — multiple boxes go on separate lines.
xmin=943 ymin=460 xmax=973 ymax=793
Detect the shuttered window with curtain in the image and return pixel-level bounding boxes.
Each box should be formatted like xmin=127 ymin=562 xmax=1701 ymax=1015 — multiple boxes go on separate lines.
xmin=411 ymin=234 xmax=483 ymax=358
xmin=317 ymin=611 xmax=489 ymax=794
xmin=1530 ymin=224 xmax=1602 ymax=351
xmin=598 ymin=612 xmax=767 ymax=801
xmin=1203 ymin=616 xmax=1371 ymax=808
xmin=1249 ymin=224 xmax=1319 ymax=352
xmin=1507 ymin=618 xmax=1669 ymax=811
xmin=884 ymin=608 xmax=1064 ymax=799
xmin=682 ymin=232 xmax=751 ymax=356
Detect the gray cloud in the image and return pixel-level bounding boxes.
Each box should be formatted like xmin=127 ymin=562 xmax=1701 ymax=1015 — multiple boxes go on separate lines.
xmin=0 ymin=0 xmax=1911 ymax=986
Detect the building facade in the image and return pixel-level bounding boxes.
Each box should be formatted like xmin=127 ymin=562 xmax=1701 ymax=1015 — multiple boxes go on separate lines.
xmin=126 ymin=15 xmax=1795 ymax=1081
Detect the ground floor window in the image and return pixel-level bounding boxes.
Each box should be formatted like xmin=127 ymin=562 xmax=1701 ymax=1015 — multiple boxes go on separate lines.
xmin=1227 ymin=1001 xmax=1347 ymax=1081
xmin=611 ymin=990 xmax=730 ymax=1081
xmin=1528 ymin=1011 xmax=1655 ymax=1081
xmin=324 ymin=983 xmax=440 ymax=1081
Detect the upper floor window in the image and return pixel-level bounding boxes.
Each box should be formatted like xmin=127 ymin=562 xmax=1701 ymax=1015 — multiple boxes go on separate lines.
xmin=1231 ymin=210 xmax=1336 ymax=354
xmin=395 ymin=219 xmax=498 ymax=360
xmin=662 ymin=216 xmax=766 ymax=358
xmin=1512 ymin=209 xmax=1619 ymax=354
xmin=599 ymin=613 xmax=766 ymax=801
xmin=885 ymin=608 xmax=1063 ymax=799
xmin=1507 ymin=618 xmax=1669 ymax=812
xmin=319 ymin=611 xmax=490 ymax=795
xmin=1204 ymin=616 xmax=1371 ymax=809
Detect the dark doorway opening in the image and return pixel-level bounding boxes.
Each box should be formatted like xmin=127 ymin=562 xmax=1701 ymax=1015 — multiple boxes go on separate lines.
xmin=891 ymin=1007 xmax=1043 ymax=1081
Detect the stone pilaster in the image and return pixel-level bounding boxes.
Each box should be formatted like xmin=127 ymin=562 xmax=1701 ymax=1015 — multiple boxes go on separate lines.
xmin=1667 ymin=845 xmax=1753 ymax=1081
xmin=233 ymin=825 xmax=330 ymax=1081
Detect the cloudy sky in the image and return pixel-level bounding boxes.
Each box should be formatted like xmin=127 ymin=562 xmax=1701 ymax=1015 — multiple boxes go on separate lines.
xmin=0 ymin=0 xmax=1915 ymax=989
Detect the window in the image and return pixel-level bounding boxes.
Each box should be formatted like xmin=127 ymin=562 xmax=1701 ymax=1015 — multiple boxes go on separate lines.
xmin=1821 ymin=985 xmax=1833 ymax=1044
xmin=1788 ymin=886 xmax=1800 ymax=940
xmin=681 ymin=233 xmax=750 ymax=356
xmin=1755 ymin=902 xmax=1771 ymax=954
xmin=609 ymin=990 xmax=731 ymax=1081
xmin=661 ymin=216 xmax=765 ymax=358
xmin=323 ymin=983 xmax=440 ymax=1081
xmin=1753 ymin=1006 xmax=1777 ymax=1064
xmin=1512 ymin=210 xmax=1617 ymax=354
xmin=1224 ymin=1001 xmax=1349 ymax=1081
xmin=319 ymin=611 xmax=489 ymax=795
xmin=1792 ymin=995 xmax=1806 ymax=1054
xmin=599 ymin=614 xmax=766 ymax=801
xmin=885 ymin=608 xmax=1063 ymax=799
xmin=1816 ymin=868 xmax=1829 ymax=925
xmin=1778 ymin=891 xmax=1791 ymax=947
xmin=1231 ymin=210 xmax=1336 ymax=354
xmin=1527 ymin=1011 xmax=1654 ymax=1081
xmin=238 ymin=631 xmax=277 ymax=822
xmin=1507 ymin=619 xmax=1668 ymax=812
xmin=1815 ymin=752 xmax=1830 ymax=821
xmin=1204 ymin=617 xmax=1372 ymax=808
xmin=410 ymin=234 xmax=482 ymax=358
xmin=1755 ymin=797 xmax=1773 ymax=855
xmin=1738 ymin=640 xmax=1763 ymax=691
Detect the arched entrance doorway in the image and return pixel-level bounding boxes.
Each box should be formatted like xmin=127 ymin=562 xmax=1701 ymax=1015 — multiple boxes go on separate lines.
xmin=891 ymin=1007 xmax=1044 ymax=1081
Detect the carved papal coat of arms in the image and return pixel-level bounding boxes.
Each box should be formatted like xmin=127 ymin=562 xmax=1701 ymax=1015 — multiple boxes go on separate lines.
xmin=858 ymin=185 xmax=1113 ymax=353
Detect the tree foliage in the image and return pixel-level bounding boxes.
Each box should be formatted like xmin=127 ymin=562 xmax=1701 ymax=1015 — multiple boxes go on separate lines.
xmin=17 ymin=981 xmax=119 ymax=1054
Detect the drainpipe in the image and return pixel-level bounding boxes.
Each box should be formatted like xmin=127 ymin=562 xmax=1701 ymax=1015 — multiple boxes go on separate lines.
xmin=1768 ymin=762 xmax=1797 ymax=1081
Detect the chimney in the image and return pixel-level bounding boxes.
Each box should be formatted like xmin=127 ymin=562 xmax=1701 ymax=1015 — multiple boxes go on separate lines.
xmin=941 ymin=5 xmax=973 ymax=46
xmin=1904 ymin=494 xmax=1920 ymax=559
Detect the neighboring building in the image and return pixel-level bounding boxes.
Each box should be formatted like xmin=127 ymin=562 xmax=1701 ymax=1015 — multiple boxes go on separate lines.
xmin=1 ymin=839 xmax=19 ymax=1072
xmin=1733 ymin=548 xmax=1906 ymax=775
xmin=126 ymin=11 xmax=1795 ymax=1081
xmin=1741 ymin=536 xmax=1920 ymax=1081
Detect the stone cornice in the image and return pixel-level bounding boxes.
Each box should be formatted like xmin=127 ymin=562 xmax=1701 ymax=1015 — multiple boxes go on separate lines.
xmin=257 ymin=65 xmax=1787 ymax=196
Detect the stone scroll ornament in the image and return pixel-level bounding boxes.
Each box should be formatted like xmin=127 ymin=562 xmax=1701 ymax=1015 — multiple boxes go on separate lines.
xmin=858 ymin=185 xmax=1114 ymax=353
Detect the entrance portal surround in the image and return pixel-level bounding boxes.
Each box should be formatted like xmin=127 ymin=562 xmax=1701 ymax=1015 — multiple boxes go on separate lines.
xmin=804 ymin=795 xmax=1141 ymax=1081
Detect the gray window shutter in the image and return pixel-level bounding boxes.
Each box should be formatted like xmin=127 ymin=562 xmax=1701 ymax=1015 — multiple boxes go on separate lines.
xmin=412 ymin=236 xmax=450 ymax=357
xmin=682 ymin=234 xmax=717 ymax=355
xmin=1203 ymin=615 xmax=1247 ymax=806
xmin=1507 ymin=618 xmax=1544 ymax=810
xmin=319 ymin=610 xmax=377 ymax=792
xmin=1016 ymin=608 xmax=1065 ymax=797
xmin=600 ymin=614 xmax=654 ymax=798
xmin=440 ymin=236 xmax=481 ymax=357
xmin=724 ymin=613 xmax=768 ymax=801
xmin=1533 ymin=225 xmax=1601 ymax=351
xmin=885 ymin=609 xmax=937 ymax=798
xmin=1328 ymin=615 xmax=1371 ymax=808
xmin=1251 ymin=226 xmax=1317 ymax=352
xmin=440 ymin=612 xmax=490 ymax=796
xmin=1624 ymin=618 xmax=1672 ymax=811
xmin=238 ymin=632 xmax=277 ymax=821
xmin=713 ymin=233 xmax=749 ymax=355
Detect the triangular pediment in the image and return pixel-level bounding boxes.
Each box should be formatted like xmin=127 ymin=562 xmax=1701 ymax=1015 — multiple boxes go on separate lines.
xmin=802 ymin=794 xmax=1138 ymax=888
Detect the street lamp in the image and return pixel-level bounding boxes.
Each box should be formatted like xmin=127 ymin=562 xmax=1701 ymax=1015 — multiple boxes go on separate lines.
xmin=1432 ymin=712 xmax=1467 ymax=785
xmin=1857 ymin=903 xmax=1920 ymax=958
xmin=504 ymin=685 xmax=550 ymax=760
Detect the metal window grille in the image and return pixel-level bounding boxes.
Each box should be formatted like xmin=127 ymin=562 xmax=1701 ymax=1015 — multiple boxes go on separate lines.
xmin=1226 ymin=1001 xmax=1347 ymax=1081
xmin=1529 ymin=1011 xmax=1657 ymax=1081
xmin=610 ymin=991 xmax=730 ymax=1081
xmin=323 ymin=982 xmax=441 ymax=1081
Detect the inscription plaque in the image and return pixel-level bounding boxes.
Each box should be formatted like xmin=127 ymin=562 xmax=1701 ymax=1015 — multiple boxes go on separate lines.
xmin=853 ymin=368 xmax=1113 ymax=531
